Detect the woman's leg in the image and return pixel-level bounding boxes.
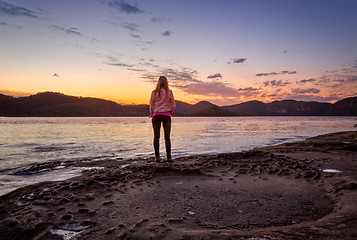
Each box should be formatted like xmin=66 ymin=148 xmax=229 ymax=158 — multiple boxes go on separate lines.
xmin=152 ymin=116 xmax=161 ymax=158
xmin=162 ymin=116 xmax=172 ymax=159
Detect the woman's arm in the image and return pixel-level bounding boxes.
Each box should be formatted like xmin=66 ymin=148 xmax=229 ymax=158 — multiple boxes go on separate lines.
xmin=149 ymin=91 xmax=155 ymax=117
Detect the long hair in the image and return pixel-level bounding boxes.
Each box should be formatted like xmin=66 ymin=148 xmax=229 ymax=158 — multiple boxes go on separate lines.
xmin=154 ymin=76 xmax=169 ymax=98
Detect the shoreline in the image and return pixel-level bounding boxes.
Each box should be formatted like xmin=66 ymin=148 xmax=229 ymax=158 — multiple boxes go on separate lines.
xmin=0 ymin=131 xmax=356 ymax=239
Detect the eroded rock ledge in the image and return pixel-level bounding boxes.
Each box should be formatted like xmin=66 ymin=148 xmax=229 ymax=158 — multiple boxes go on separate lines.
xmin=0 ymin=131 xmax=356 ymax=240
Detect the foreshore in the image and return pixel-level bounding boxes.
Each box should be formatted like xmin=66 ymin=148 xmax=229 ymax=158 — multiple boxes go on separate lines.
xmin=0 ymin=131 xmax=356 ymax=240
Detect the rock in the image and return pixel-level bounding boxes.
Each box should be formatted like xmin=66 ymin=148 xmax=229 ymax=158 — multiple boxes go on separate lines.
xmin=61 ymin=214 xmax=72 ymax=220
xmin=105 ymin=227 xmax=116 ymax=234
xmin=103 ymin=201 xmax=114 ymax=206
xmin=77 ymin=208 xmax=89 ymax=214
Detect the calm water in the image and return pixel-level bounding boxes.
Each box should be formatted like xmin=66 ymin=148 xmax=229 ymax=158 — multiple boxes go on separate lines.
xmin=0 ymin=116 xmax=356 ymax=195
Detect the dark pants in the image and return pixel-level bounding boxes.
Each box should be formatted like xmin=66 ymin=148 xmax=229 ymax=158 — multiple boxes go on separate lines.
xmin=152 ymin=115 xmax=171 ymax=158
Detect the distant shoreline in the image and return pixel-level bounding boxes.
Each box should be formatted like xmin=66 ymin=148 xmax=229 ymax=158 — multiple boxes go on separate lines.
xmin=1 ymin=92 xmax=356 ymax=117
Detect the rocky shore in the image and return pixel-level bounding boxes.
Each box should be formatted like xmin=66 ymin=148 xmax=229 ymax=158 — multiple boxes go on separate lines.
xmin=0 ymin=131 xmax=356 ymax=240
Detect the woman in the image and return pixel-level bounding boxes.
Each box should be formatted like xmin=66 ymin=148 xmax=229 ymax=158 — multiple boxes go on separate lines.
xmin=150 ymin=76 xmax=176 ymax=162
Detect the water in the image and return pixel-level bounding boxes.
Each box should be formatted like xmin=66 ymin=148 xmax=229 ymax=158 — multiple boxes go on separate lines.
xmin=0 ymin=116 xmax=356 ymax=195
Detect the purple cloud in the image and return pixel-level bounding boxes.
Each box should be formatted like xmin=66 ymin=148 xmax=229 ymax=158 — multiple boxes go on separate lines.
xmin=256 ymin=70 xmax=297 ymax=77
xmin=177 ymin=81 xmax=238 ymax=97
xmin=264 ymin=80 xmax=290 ymax=87
xmin=0 ymin=1 xmax=39 ymax=18
xmin=237 ymin=87 xmax=259 ymax=92
xmin=151 ymin=17 xmax=161 ymax=23
xmin=236 ymin=87 xmax=260 ymax=97
xmin=298 ymin=78 xmax=316 ymax=84
xmin=162 ymin=30 xmax=172 ymax=36
xmin=292 ymin=88 xmax=320 ymax=94
xmin=207 ymin=73 xmax=222 ymax=79
xmin=109 ymin=1 xmax=144 ymax=14
xmin=232 ymin=58 xmax=247 ymax=64
xmin=104 ymin=56 xmax=134 ymax=67
xmin=49 ymin=25 xmax=82 ymax=36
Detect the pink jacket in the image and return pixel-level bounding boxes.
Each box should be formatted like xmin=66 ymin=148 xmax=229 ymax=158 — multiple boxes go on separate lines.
xmin=150 ymin=89 xmax=176 ymax=116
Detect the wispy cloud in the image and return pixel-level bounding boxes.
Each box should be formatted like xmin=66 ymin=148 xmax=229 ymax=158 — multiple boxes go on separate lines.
xmin=109 ymin=1 xmax=144 ymax=14
xmin=347 ymin=75 xmax=357 ymax=82
xmin=0 ymin=1 xmax=39 ymax=19
xmin=176 ymin=81 xmax=238 ymax=97
xmin=138 ymin=61 xmax=159 ymax=68
xmin=256 ymin=72 xmax=278 ymax=77
xmin=142 ymin=68 xmax=238 ymax=97
xmin=162 ymin=30 xmax=171 ymax=36
xmin=151 ymin=17 xmax=161 ymax=23
xmin=256 ymin=70 xmax=297 ymax=77
xmin=328 ymin=75 xmax=357 ymax=86
xmin=107 ymin=62 xmax=134 ymax=67
xmin=130 ymin=33 xmax=141 ymax=39
xmin=207 ymin=73 xmax=222 ymax=79
xmin=49 ymin=25 xmax=82 ymax=36
xmin=297 ymin=78 xmax=316 ymax=84
xmin=341 ymin=60 xmax=357 ymax=74
xmin=229 ymin=58 xmax=247 ymax=64
xmin=160 ymin=68 xmax=200 ymax=83
xmin=120 ymin=21 xmax=140 ymax=32
xmin=236 ymin=87 xmax=260 ymax=97
xmin=292 ymin=88 xmax=320 ymax=94
xmin=317 ymin=62 xmax=357 ymax=88
xmin=0 ymin=21 xmax=21 ymax=29
xmin=237 ymin=87 xmax=259 ymax=92
xmin=104 ymin=56 xmax=134 ymax=67
xmin=281 ymin=70 xmax=296 ymax=74
xmin=264 ymin=80 xmax=290 ymax=87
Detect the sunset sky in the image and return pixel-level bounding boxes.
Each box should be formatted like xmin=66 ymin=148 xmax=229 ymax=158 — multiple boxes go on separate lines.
xmin=1 ymin=0 xmax=357 ymax=105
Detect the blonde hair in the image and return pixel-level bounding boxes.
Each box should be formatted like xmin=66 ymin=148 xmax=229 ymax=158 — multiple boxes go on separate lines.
xmin=154 ymin=76 xmax=169 ymax=97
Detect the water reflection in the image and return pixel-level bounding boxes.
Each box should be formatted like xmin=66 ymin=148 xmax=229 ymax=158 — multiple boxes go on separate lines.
xmin=0 ymin=116 xmax=355 ymax=171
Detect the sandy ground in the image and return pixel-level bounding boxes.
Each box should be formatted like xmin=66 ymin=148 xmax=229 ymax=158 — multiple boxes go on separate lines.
xmin=0 ymin=131 xmax=356 ymax=240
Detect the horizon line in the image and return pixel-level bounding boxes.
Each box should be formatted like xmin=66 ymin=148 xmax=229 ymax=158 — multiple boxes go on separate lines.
xmin=1 ymin=90 xmax=354 ymax=107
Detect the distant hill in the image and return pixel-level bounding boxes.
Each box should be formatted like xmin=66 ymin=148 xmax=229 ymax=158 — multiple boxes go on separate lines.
xmin=324 ymin=97 xmax=357 ymax=116
xmin=187 ymin=105 xmax=246 ymax=116
xmin=174 ymin=101 xmax=245 ymax=116
xmin=223 ymin=100 xmax=269 ymax=115
xmin=0 ymin=92 xmax=149 ymax=117
xmin=0 ymin=92 xmax=356 ymax=116
xmin=223 ymin=98 xmax=357 ymax=116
